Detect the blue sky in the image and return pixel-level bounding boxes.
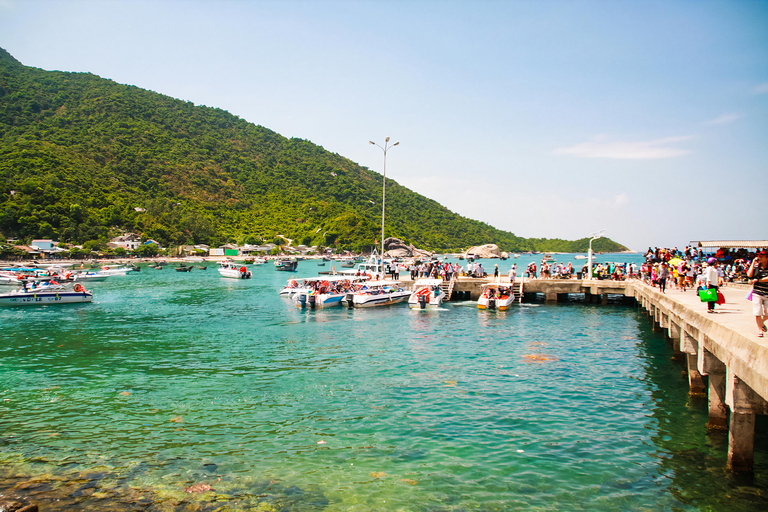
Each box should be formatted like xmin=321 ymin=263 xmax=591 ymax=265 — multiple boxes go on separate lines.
xmin=1 ymin=0 xmax=766 ymax=251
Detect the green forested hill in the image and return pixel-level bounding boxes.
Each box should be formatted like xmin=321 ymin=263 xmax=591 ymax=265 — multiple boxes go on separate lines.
xmin=0 ymin=49 xmax=627 ymax=253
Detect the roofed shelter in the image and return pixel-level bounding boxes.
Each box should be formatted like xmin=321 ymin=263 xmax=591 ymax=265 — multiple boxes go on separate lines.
xmin=692 ymin=240 xmax=768 ymax=249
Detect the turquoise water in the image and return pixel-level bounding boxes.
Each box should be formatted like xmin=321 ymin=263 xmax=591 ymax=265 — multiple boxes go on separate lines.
xmin=1 ymin=256 xmax=767 ymax=511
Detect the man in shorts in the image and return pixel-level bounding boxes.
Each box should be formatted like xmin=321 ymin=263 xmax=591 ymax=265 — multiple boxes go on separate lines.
xmin=747 ymin=250 xmax=768 ymax=337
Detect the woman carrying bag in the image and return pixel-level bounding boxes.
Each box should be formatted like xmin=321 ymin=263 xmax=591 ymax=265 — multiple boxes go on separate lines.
xmin=703 ymin=258 xmax=722 ymax=313
xmin=747 ymin=250 xmax=768 ymax=338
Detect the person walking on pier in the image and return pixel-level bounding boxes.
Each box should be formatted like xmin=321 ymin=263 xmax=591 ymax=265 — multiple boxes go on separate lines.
xmin=747 ymin=250 xmax=768 ymax=337
xmin=705 ymin=258 xmax=722 ymax=313
xmin=658 ymin=262 xmax=669 ymax=293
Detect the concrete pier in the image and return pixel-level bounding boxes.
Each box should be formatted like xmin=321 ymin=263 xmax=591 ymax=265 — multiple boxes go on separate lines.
xmin=632 ymin=281 xmax=768 ymax=472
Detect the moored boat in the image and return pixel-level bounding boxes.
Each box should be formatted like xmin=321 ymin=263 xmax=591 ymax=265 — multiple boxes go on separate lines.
xmin=292 ymin=276 xmax=362 ymax=308
xmin=408 ymin=278 xmax=445 ymax=309
xmin=477 ymin=282 xmax=515 ymax=311
xmin=343 ymin=280 xmax=410 ymax=308
xmin=275 ymin=258 xmax=298 ymax=271
xmin=218 ymin=260 xmax=251 ymax=279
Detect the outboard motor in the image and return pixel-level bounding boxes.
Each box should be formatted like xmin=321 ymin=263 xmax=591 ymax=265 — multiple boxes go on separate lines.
xmin=298 ymin=294 xmax=307 ymax=308
xmin=308 ymin=294 xmax=316 ymax=309
xmin=345 ymin=293 xmax=354 ymax=309
xmin=418 ymin=293 xmax=427 ymax=309
xmin=488 ymin=298 xmax=496 ymax=310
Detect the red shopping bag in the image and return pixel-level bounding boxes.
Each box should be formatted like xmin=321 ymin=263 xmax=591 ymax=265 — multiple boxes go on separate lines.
xmin=716 ymin=291 xmax=725 ymax=305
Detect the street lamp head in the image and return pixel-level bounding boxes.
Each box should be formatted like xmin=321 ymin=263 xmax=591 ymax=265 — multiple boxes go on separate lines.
xmin=393 ymin=141 xmax=400 ymax=146
xmin=385 ymin=136 xmax=390 ymax=142
xmin=369 ymin=141 xmax=375 ymax=145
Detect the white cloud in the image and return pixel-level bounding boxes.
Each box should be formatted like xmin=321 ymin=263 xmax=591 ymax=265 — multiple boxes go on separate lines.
xmin=614 ymin=193 xmax=629 ymax=206
xmin=554 ymin=135 xmax=693 ymax=160
xmin=755 ymin=82 xmax=768 ymax=94
xmin=702 ymin=113 xmax=741 ymax=126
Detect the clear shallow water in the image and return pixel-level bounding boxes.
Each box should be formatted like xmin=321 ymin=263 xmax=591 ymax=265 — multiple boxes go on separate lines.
xmin=1 ymin=256 xmax=767 ymax=511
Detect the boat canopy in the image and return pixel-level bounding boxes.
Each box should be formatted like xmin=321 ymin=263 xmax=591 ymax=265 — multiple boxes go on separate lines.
xmin=361 ymin=280 xmax=401 ymax=287
xmin=413 ymin=278 xmax=443 ymax=286
xmin=692 ymin=240 xmax=768 ymax=249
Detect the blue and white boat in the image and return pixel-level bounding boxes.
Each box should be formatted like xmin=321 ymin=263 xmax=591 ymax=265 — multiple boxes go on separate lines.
xmin=292 ymin=276 xmax=362 ymax=308
xmin=0 ymin=283 xmax=93 ymax=306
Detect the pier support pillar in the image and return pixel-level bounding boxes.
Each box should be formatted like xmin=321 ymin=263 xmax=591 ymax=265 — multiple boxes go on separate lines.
xmin=701 ymin=349 xmax=727 ymax=429
xmin=726 ymin=376 xmax=768 ymax=472
xmin=729 ymin=412 xmax=755 ymax=472
xmin=668 ymin=321 xmax=681 ymax=341
xmin=601 ymin=294 xmax=608 ymax=305
xmin=687 ymin=353 xmax=706 ymax=395
xmin=545 ymin=292 xmax=558 ymax=302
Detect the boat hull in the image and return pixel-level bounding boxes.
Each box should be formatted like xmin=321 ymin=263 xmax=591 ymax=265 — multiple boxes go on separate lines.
xmin=352 ymin=290 xmax=410 ymax=307
xmin=477 ymin=295 xmax=515 ymax=311
xmin=218 ymin=269 xmax=251 ymax=279
xmin=293 ymin=292 xmax=345 ymax=308
xmin=0 ymin=290 xmax=93 ymax=306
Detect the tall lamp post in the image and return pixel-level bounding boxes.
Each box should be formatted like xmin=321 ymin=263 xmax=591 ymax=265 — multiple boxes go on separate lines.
xmin=587 ymin=230 xmax=605 ymax=280
xmin=369 ymin=137 xmax=399 ymax=266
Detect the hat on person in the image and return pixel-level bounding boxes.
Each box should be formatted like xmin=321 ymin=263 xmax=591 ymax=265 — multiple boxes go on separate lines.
xmin=707 ymin=257 xmax=717 ymax=264
xmin=757 ymin=249 xmax=767 ymax=256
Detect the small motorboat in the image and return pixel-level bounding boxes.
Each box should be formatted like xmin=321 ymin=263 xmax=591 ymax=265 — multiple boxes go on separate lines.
xmin=343 ymin=280 xmax=410 ymax=308
xmin=275 ymin=258 xmax=298 ymax=272
xmin=0 ymin=282 xmax=93 ymax=306
xmin=252 ymin=257 xmax=268 ymax=265
xmin=98 ymin=265 xmax=138 ymax=275
xmin=72 ymin=271 xmax=110 ymax=282
xmin=293 ymin=276 xmax=359 ymax=309
xmin=175 ymin=265 xmax=194 ymax=272
xmin=218 ymin=260 xmax=251 ymax=279
xmin=408 ymin=279 xmax=445 ymax=309
xmin=197 ymin=266 xmax=207 ymax=270
xmin=477 ymin=282 xmax=515 ymax=311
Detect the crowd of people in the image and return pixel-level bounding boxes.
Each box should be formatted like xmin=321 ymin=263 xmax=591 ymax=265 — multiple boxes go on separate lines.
xmin=641 ymin=245 xmax=768 ymax=337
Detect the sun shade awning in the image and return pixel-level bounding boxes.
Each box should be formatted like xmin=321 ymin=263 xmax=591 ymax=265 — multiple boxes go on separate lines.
xmin=692 ymin=240 xmax=768 ymax=249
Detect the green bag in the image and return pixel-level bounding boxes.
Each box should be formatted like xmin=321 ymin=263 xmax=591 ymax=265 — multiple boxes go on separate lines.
xmin=698 ymin=288 xmax=718 ymax=302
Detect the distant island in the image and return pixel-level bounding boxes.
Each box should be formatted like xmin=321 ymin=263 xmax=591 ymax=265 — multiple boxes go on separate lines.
xmin=0 ymin=48 xmax=628 ymax=255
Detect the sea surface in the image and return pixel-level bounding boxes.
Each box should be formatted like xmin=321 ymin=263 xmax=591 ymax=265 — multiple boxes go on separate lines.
xmin=1 ymin=253 xmax=767 ymax=511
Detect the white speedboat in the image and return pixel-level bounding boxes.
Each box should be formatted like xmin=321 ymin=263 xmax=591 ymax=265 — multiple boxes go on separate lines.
xmin=408 ymin=278 xmax=445 ymax=309
xmin=73 ymin=271 xmax=110 ymax=282
xmin=98 ymin=265 xmax=138 ymax=275
xmin=252 ymin=257 xmax=268 ymax=265
xmin=477 ymin=282 xmax=515 ymax=311
xmin=574 ymin=255 xmax=587 ymax=260
xmin=0 ymin=283 xmax=92 ymax=306
xmin=218 ymin=260 xmax=252 ymax=279
xmin=343 ymin=280 xmax=410 ymax=308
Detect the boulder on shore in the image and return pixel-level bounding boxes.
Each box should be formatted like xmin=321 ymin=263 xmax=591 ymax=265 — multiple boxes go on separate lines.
xmin=465 ymin=244 xmax=502 ymax=259
xmin=383 ymin=237 xmax=432 ymax=259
